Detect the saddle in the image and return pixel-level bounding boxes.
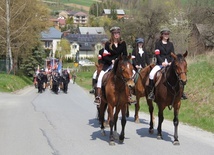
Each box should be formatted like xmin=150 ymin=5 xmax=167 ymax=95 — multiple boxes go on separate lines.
xmin=146 ymin=66 xmax=169 ymax=87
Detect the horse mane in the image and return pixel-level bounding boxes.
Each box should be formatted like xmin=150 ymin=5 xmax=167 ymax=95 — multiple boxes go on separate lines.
xmin=171 ymin=53 xmax=185 ymax=67
xmin=112 ymin=55 xmax=130 ymax=75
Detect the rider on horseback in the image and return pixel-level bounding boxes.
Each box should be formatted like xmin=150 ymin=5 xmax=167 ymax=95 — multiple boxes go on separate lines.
xmin=148 ymin=27 xmax=187 ymax=100
xmin=89 ymin=38 xmax=108 ymax=94
xmin=94 ymin=26 xmax=136 ymax=105
xmin=132 ymin=37 xmax=150 ymax=71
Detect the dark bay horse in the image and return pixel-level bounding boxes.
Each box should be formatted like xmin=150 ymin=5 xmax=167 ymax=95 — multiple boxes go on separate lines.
xmin=132 ymin=64 xmax=155 ymax=123
xmin=99 ymin=54 xmax=135 ymax=145
xmin=146 ymin=51 xmax=188 ymax=145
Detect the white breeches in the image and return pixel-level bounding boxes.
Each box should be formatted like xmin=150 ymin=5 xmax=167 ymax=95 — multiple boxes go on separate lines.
xmin=149 ymin=65 xmax=161 ymax=80
xmin=97 ymin=65 xmax=113 ymax=88
xmin=92 ymin=70 xmax=97 ymax=79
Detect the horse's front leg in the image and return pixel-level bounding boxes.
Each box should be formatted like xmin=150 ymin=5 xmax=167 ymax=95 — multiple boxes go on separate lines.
xmin=112 ymin=106 xmax=120 ymax=140
xmin=108 ymin=105 xmax=115 ymax=145
xmin=119 ymin=104 xmax=127 ymax=143
xmin=134 ymin=97 xmax=140 ymax=123
xmin=99 ymin=101 xmax=106 ymax=136
xmin=157 ymin=105 xmax=165 ymax=139
xmin=146 ymin=98 xmax=154 ymax=134
xmin=173 ymin=102 xmax=180 ymax=145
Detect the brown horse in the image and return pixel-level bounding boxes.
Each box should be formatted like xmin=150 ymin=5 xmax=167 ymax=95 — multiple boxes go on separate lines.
xmin=99 ymin=54 xmax=135 ymax=145
xmin=131 ymin=64 xmax=155 ymax=123
xmin=146 ymin=51 xmax=188 ymax=145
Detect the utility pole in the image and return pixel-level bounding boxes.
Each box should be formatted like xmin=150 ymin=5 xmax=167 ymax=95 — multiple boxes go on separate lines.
xmin=6 ymin=0 xmax=13 ymax=73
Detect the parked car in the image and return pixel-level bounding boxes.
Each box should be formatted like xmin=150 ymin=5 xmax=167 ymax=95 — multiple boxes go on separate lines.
xmin=78 ymin=59 xmax=95 ymax=66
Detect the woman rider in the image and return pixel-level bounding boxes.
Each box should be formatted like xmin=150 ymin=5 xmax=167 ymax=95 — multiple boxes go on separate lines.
xmin=132 ymin=37 xmax=150 ymax=71
xmin=89 ymin=38 xmax=109 ymax=94
xmin=148 ymin=27 xmax=187 ymax=100
xmin=94 ymin=26 xmax=136 ymax=105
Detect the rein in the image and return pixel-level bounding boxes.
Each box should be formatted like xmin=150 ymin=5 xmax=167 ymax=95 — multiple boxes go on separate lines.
xmin=165 ymin=64 xmax=184 ymax=110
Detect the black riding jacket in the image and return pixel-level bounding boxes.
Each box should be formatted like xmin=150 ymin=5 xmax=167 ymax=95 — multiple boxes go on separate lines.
xmin=155 ymin=40 xmax=175 ymax=65
xmin=132 ymin=47 xmax=150 ymax=69
xmin=102 ymin=41 xmax=127 ymax=71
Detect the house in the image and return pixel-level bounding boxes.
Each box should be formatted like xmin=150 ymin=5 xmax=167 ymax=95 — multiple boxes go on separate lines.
xmin=63 ymin=33 xmax=108 ymax=60
xmin=190 ymin=24 xmax=214 ymax=53
xmin=40 ymin=27 xmax=62 ymax=58
xmin=103 ymin=9 xmax=125 ymax=19
xmin=58 ymin=10 xmax=88 ymax=26
xmin=49 ymin=17 xmax=66 ymax=28
xmin=78 ymin=27 xmax=106 ymax=35
xmin=73 ymin=11 xmax=87 ymax=25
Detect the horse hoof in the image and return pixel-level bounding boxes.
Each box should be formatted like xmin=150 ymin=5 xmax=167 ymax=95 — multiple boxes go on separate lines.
xmin=157 ymin=135 xmax=163 ymax=140
xmin=148 ymin=128 xmax=154 ymax=134
xmin=104 ymin=121 xmax=109 ymax=128
xmin=135 ymin=118 xmax=140 ymax=123
xmin=119 ymin=139 xmax=124 ymax=144
xmin=109 ymin=141 xmax=115 ymax=146
xmin=113 ymin=131 xmax=119 ymax=140
xmin=101 ymin=130 xmax=106 ymax=136
xmin=173 ymin=140 xmax=180 ymax=145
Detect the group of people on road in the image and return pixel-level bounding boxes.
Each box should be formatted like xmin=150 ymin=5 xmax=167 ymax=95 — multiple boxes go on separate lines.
xmin=35 ymin=69 xmax=71 ymax=94
xmin=90 ymin=26 xmax=187 ymax=106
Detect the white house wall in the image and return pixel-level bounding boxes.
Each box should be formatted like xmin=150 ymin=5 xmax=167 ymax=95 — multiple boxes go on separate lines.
xmin=52 ymin=39 xmax=61 ymax=58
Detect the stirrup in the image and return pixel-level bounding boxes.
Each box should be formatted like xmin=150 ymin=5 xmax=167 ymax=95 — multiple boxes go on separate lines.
xmin=148 ymin=92 xmax=154 ymax=100
xmin=128 ymin=96 xmax=137 ymax=105
xmin=89 ymin=89 xmax=95 ymax=94
xmin=94 ymin=96 xmax=101 ymax=106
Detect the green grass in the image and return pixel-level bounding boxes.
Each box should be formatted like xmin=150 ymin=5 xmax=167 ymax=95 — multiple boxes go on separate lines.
xmin=47 ymin=0 xmax=95 ymax=7
xmin=75 ymin=53 xmax=214 ymax=133
xmin=0 ymin=73 xmax=32 ymax=92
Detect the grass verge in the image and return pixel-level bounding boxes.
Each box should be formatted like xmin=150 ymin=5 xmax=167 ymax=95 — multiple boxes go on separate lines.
xmin=0 ymin=73 xmax=32 ymax=92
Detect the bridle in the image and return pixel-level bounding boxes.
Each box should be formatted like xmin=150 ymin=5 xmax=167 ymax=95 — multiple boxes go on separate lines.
xmin=115 ymin=61 xmax=134 ymax=84
xmin=165 ymin=60 xmax=187 ymax=109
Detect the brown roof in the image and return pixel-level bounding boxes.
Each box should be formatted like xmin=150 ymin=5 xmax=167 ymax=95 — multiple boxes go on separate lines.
xmin=74 ymin=11 xmax=87 ymax=16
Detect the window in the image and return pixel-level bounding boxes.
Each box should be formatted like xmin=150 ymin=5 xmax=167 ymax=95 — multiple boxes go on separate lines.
xmin=73 ymin=44 xmax=77 ymax=49
xmin=45 ymin=41 xmax=52 ymax=48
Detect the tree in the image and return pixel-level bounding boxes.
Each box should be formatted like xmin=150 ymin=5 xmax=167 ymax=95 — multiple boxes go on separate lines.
xmin=55 ymin=39 xmax=71 ymax=61
xmin=19 ymin=47 xmax=46 ymax=77
xmin=0 ymin=0 xmax=51 ymax=74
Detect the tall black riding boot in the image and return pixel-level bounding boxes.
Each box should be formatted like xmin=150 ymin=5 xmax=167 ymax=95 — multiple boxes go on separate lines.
xmin=89 ymin=79 xmax=97 ymax=94
xmin=148 ymin=79 xmax=154 ymax=100
xmin=94 ymin=88 xmax=101 ymax=106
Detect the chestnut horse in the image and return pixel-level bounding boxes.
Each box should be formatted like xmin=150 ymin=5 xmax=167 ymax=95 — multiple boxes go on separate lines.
xmin=132 ymin=64 xmax=155 ymax=123
xmin=146 ymin=51 xmax=188 ymax=145
xmin=99 ymin=54 xmax=135 ymax=145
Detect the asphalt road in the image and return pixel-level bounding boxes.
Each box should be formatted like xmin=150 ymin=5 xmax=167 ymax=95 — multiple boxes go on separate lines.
xmin=0 ymin=81 xmax=213 ymax=155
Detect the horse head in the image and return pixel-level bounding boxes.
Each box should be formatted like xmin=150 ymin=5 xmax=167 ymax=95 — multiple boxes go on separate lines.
xmin=171 ymin=51 xmax=188 ymax=86
xmin=114 ymin=54 xmax=135 ymax=88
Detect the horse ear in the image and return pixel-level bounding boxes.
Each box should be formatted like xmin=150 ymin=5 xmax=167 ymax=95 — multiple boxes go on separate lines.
xmin=183 ymin=51 xmax=188 ymax=58
xmin=171 ymin=52 xmax=177 ymax=59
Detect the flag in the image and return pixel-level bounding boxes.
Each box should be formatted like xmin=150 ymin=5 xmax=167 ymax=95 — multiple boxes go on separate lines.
xmin=58 ymin=60 xmax=62 ymax=75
